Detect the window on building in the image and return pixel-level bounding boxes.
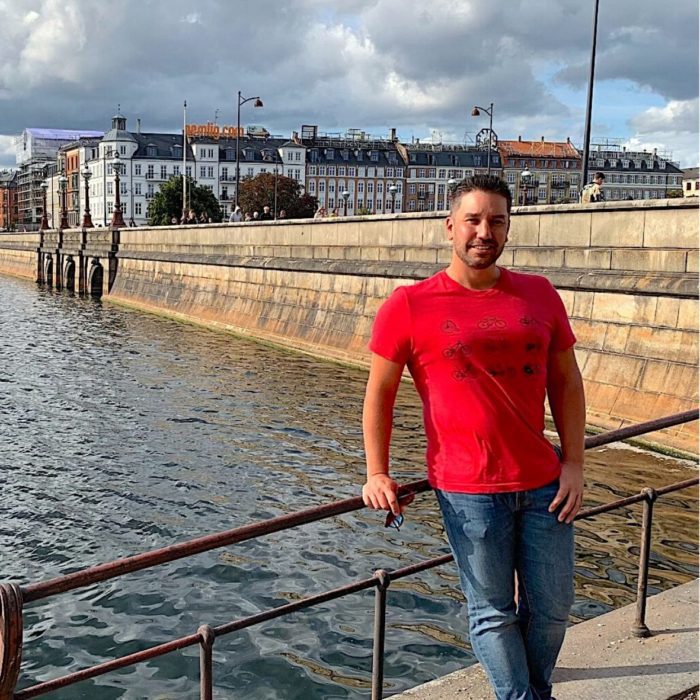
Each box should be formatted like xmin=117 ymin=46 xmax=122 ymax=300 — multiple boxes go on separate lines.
xmin=358 ymin=182 xmax=364 ymax=193
xmin=174 ymin=165 xmax=180 ymax=176
xmin=367 ymin=182 xmax=374 ymax=194
xmin=328 ymin=166 xmax=336 ymax=176
xmin=308 ymin=166 xmax=317 ymax=175
xmin=338 ymin=167 xmax=345 ymax=176
xmin=147 ymin=145 xmax=157 ymax=157
xmin=418 ymin=168 xmax=426 ymax=178
xmin=135 ymin=202 xmax=142 ymax=216
xmin=318 ymin=166 xmax=326 ymax=175
xmin=160 ymin=165 xmax=167 ymax=179
xmin=247 ymin=168 xmax=254 ymax=176
xmin=147 ymin=164 xmax=154 ymax=179
xmin=319 ymin=182 xmax=325 ymax=192
xmin=186 ymin=166 xmax=192 ymax=177
xmin=107 ymin=181 xmax=113 ymax=195
xmin=134 ymin=182 xmax=142 ymax=195
xmin=348 ymin=167 xmax=355 ymax=176
xmin=409 ymin=184 xmax=416 ymax=194
xmin=308 ymin=181 xmax=316 ymax=193
xmin=326 ymin=148 xmax=334 ymax=160
xmin=200 ymin=167 xmax=206 ymax=178
xmin=207 ymin=166 xmax=214 ymax=178
xmin=134 ymin=164 xmax=141 ymax=176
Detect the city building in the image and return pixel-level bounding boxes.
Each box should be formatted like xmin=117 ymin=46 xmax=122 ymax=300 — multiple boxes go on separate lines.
xmin=399 ymin=141 xmax=502 ymax=211
xmin=14 ymin=127 xmax=103 ymax=228
xmin=301 ymin=126 xmax=404 ymax=215
xmin=187 ymin=130 xmax=306 ymax=216
xmin=585 ymin=140 xmax=684 ymax=201
xmin=57 ymin=138 xmax=102 ymax=227
xmin=681 ymin=167 xmax=699 ymax=197
xmin=498 ymin=137 xmax=582 ymax=205
xmin=0 ymin=170 xmax=19 ymax=230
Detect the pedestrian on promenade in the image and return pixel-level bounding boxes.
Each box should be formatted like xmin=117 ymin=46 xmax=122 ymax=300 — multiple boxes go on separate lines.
xmin=260 ymin=205 xmax=273 ymax=220
xmin=362 ymin=174 xmax=585 ymax=700
xmin=229 ymin=206 xmax=243 ymax=223
xmin=580 ymin=172 xmax=605 ymax=203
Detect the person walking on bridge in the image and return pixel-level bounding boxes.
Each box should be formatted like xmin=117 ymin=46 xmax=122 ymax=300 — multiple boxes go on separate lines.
xmin=362 ymin=174 xmax=585 ymax=700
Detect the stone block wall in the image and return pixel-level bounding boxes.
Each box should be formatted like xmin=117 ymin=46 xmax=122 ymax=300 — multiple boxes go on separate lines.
xmin=0 ymin=233 xmax=40 ymax=280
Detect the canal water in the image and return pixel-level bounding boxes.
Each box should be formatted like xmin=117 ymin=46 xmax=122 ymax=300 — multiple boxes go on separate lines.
xmin=0 ymin=274 xmax=697 ymax=699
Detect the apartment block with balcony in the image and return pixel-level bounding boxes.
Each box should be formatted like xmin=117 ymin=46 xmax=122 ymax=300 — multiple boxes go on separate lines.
xmin=0 ymin=170 xmax=19 ymax=230
xmin=399 ymin=143 xmax=502 ymax=212
xmin=302 ymin=126 xmax=404 ymax=215
xmin=586 ymin=141 xmax=684 ymax=201
xmin=498 ymin=137 xmax=582 ymax=205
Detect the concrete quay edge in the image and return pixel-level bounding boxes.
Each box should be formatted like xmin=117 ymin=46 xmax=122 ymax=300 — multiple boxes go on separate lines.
xmin=391 ymin=579 xmax=699 ymax=700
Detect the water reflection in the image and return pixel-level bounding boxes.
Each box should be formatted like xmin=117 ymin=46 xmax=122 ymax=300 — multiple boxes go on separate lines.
xmin=0 ymin=275 xmax=696 ymax=699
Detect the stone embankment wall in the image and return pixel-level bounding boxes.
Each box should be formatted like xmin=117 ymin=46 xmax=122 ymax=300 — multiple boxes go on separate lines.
xmin=0 ymin=199 xmax=697 ymax=454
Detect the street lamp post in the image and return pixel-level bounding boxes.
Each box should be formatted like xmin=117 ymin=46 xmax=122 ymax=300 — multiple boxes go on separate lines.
xmin=471 ymin=102 xmax=494 ymax=176
xmin=447 ymin=178 xmax=457 ymax=209
xmin=341 ymin=190 xmax=350 ymax=216
xmin=58 ymin=171 xmax=69 ymax=230
xmin=110 ymin=152 xmax=126 ymax=228
xmin=520 ymin=169 xmax=532 ymax=206
xmin=388 ymin=184 xmax=397 ymax=213
xmin=40 ymin=181 xmax=49 ymax=230
xmin=235 ymin=91 xmax=263 ymax=209
xmin=581 ymin=0 xmax=601 ymax=190
xmin=81 ymin=164 xmax=93 ymax=228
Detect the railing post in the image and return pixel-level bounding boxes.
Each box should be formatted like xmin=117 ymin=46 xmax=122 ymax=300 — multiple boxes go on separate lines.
xmin=197 ymin=624 xmax=215 ymax=700
xmin=0 ymin=583 xmax=23 ymax=700
xmin=632 ymin=487 xmax=657 ymax=638
xmin=371 ymin=569 xmax=390 ymax=700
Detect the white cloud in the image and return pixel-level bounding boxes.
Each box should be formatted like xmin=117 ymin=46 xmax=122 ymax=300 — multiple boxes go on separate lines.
xmin=0 ymin=0 xmax=696 ymax=169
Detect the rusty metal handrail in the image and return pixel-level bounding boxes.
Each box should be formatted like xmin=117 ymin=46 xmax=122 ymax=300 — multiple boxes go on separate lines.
xmin=2 ymin=409 xmax=698 ymax=700
xmin=22 ymin=409 xmax=699 ymax=604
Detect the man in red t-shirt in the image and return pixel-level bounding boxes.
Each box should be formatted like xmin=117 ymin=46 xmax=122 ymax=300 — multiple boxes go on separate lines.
xmin=362 ymin=175 xmax=585 ymax=700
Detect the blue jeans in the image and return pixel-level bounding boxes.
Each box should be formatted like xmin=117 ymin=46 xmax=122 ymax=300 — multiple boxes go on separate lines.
xmin=437 ymin=481 xmax=574 ymax=700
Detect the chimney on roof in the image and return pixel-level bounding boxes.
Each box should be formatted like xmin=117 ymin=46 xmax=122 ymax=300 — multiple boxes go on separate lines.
xmin=566 ymin=136 xmax=570 ymax=144
xmin=390 ymin=127 xmax=397 ymax=142
xmin=518 ymin=135 xmax=522 ymax=142
xmin=541 ymin=136 xmax=544 ymax=142
xmin=292 ymin=130 xmax=299 ymax=143
xmin=136 ymin=118 xmax=141 ymax=135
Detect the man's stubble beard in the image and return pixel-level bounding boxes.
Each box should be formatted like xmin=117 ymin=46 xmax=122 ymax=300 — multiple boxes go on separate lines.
xmin=454 ymin=240 xmax=506 ymax=270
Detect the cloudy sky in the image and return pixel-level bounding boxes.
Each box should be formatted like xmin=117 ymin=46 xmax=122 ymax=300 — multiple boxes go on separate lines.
xmin=0 ymin=0 xmax=697 ymax=170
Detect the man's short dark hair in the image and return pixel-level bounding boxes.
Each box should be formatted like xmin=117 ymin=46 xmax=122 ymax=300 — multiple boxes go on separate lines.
xmin=449 ymin=174 xmax=513 ymax=213
xmin=594 ymin=171 xmax=605 ymax=180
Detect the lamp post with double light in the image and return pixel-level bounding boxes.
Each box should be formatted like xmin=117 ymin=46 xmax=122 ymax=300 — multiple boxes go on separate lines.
xmin=341 ymin=190 xmax=350 ymax=216
xmin=388 ymin=183 xmax=398 ymax=213
xmin=58 ymin=171 xmax=69 ymax=230
xmin=520 ymin=169 xmax=532 ymax=206
xmin=110 ymin=152 xmax=126 ymax=228
xmin=447 ymin=178 xmax=457 ymax=209
xmin=235 ymin=91 xmax=263 ymax=209
xmin=471 ymin=102 xmax=494 ymax=176
xmin=39 ymin=181 xmax=49 ymax=230
xmin=81 ymin=164 xmax=93 ymax=228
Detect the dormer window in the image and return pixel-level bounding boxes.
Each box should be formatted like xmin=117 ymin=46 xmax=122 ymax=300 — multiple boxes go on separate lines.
xmin=173 ymin=145 xmax=182 ymax=157
xmin=147 ymin=144 xmax=157 ymax=157
xmin=243 ymin=148 xmax=253 ymax=161
xmin=262 ymin=149 xmax=274 ymax=161
xmin=309 ymin=149 xmax=318 ymax=162
xmin=356 ymin=150 xmax=363 ymax=161
xmin=370 ymin=150 xmax=379 ymax=162
xmin=226 ymin=147 xmax=235 ymax=161
xmin=659 ymin=161 xmax=666 ymax=169
xmin=325 ymin=148 xmax=334 ymax=160
xmin=341 ymin=149 xmax=349 ymax=160
xmin=409 ymin=153 xmax=416 ymax=163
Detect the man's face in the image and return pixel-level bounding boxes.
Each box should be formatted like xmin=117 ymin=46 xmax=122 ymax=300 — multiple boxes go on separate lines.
xmin=446 ymin=189 xmax=510 ymax=270
xmin=595 ymin=176 xmax=604 ymax=186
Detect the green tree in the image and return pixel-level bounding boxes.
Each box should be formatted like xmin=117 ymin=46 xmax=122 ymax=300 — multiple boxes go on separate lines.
xmin=666 ymin=189 xmax=683 ymax=198
xmin=238 ymin=172 xmax=317 ymax=219
xmin=147 ymin=176 xmax=223 ymax=225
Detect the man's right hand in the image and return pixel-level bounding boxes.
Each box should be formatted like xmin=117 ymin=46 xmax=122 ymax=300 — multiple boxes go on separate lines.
xmin=363 ymin=474 xmax=414 ymax=516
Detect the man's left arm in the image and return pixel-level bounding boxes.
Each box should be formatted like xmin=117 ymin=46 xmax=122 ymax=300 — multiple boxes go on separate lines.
xmin=547 ymin=347 xmax=586 ymax=523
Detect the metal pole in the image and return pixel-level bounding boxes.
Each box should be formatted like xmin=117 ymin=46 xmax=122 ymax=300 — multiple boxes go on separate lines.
xmin=197 ymin=624 xmax=214 ymax=700
xmin=487 ymin=102 xmax=493 ymax=177
xmin=235 ymin=91 xmax=241 ymax=210
xmin=371 ymin=570 xmax=390 ymax=700
xmin=581 ymin=0 xmax=600 ymax=190
xmin=183 ymin=100 xmax=187 ymax=221
xmin=632 ymin=488 xmax=657 ymax=638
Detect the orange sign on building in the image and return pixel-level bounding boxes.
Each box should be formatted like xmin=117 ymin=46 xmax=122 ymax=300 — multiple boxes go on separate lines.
xmin=185 ymin=123 xmax=244 ymax=139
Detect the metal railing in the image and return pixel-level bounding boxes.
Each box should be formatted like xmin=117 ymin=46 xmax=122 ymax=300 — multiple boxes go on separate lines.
xmin=0 ymin=410 xmax=697 ymax=700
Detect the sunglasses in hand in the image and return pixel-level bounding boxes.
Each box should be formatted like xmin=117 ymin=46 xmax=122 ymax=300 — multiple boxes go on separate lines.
xmin=384 ymin=510 xmax=405 ymax=531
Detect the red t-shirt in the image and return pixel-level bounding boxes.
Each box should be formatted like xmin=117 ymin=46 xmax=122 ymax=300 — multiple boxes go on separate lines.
xmin=369 ymin=268 xmax=576 ymax=493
